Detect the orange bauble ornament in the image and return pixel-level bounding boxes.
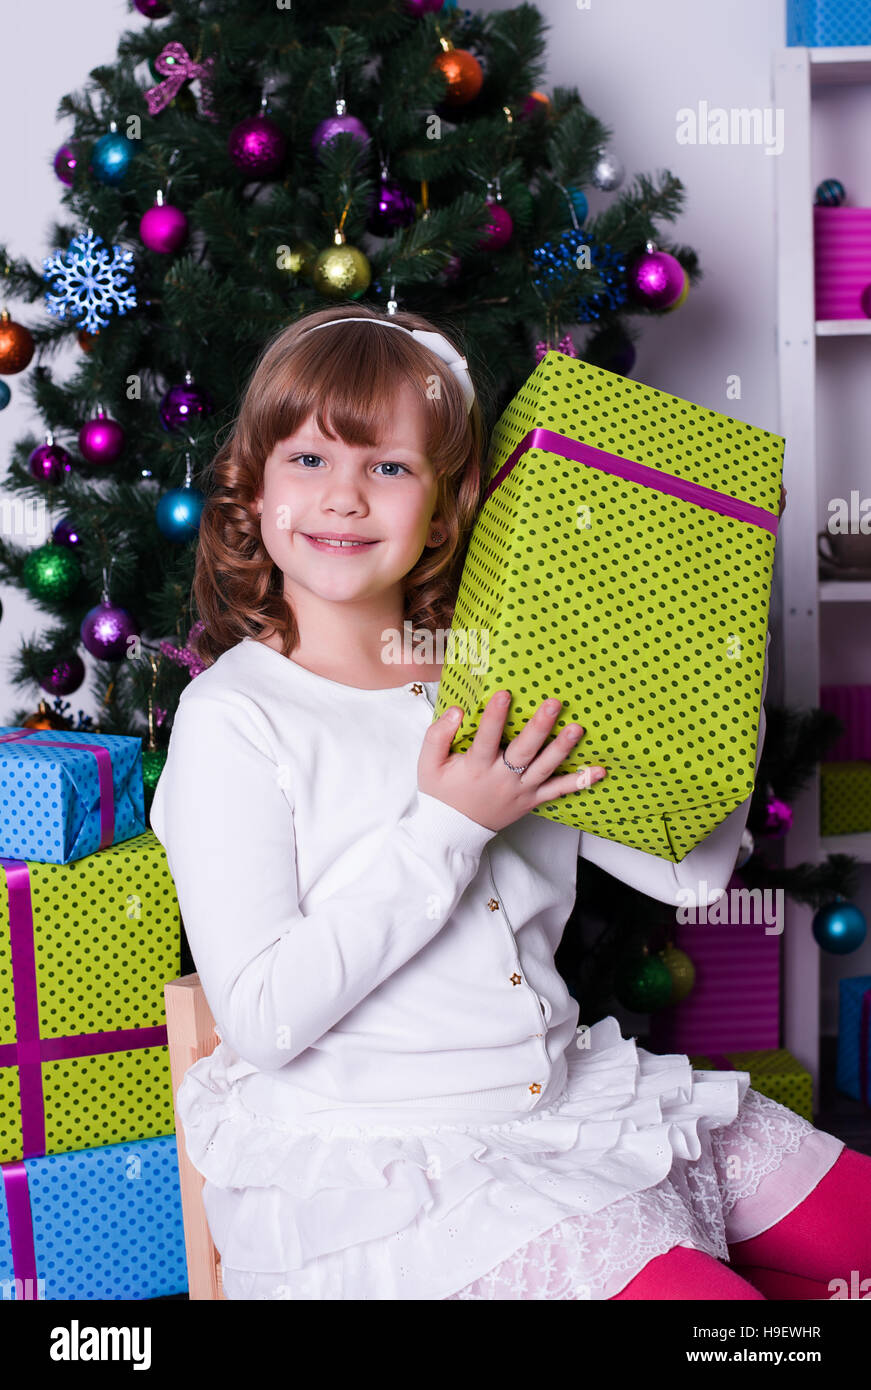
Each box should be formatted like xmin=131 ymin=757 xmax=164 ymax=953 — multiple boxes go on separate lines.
xmin=432 ymin=42 xmax=483 ymax=107
xmin=0 ymin=309 xmax=35 ymax=374
xmin=77 ymin=329 xmax=100 ymax=353
xmin=22 ymin=701 xmax=73 ymax=730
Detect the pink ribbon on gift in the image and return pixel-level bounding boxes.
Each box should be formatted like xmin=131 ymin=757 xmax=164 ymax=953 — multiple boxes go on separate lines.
xmin=0 ymin=857 xmax=168 ymax=1165
xmin=144 ymin=41 xmax=219 ymax=121
xmin=484 ymin=426 xmax=780 ymax=537
xmin=0 ymin=731 xmax=116 ymax=853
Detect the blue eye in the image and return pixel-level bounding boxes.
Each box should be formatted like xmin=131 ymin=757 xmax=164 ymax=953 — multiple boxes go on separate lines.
xmin=290 ymin=454 xmax=409 ymax=476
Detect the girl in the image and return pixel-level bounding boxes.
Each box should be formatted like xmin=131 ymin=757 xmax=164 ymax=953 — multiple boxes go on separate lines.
xmin=150 ymin=303 xmax=871 ymax=1301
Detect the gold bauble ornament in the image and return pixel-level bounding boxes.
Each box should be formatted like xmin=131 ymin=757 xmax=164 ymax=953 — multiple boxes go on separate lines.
xmin=279 ymin=240 xmax=318 ymax=279
xmin=312 ymin=236 xmax=371 ymax=299
xmin=658 ymin=944 xmax=696 ymax=1003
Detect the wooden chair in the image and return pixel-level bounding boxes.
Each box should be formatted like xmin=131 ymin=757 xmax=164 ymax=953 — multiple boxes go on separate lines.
xmin=164 ymin=973 xmax=227 ymax=1300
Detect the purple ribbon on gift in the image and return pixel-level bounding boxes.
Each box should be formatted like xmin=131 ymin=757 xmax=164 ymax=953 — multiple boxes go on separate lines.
xmin=0 ymin=731 xmax=116 ymax=852
xmin=143 ymin=41 xmax=219 ymax=121
xmin=1 ymin=1162 xmax=38 ymax=1297
xmin=484 ymin=427 xmax=780 ymax=536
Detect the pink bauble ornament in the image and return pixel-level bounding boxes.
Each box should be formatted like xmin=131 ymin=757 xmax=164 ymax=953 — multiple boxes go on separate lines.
xmin=228 ymin=113 xmax=287 ymax=178
xmin=140 ymin=192 xmax=189 ymax=253
xmin=664 ymin=267 xmax=690 ymax=313
xmin=762 ymin=796 xmax=793 ymax=838
xmin=134 ymin=0 xmax=171 ymax=14
xmin=402 ymin=0 xmax=443 ymax=14
xmin=79 ymin=407 xmax=125 ymax=464
xmin=80 ymin=600 xmax=141 ymax=661
xmin=476 ymin=200 xmax=513 ymax=250
xmin=629 ymin=244 xmax=686 ymax=310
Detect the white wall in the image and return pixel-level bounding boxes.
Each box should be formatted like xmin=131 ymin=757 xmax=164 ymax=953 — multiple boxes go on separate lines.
xmin=0 ymin=0 xmax=130 ymax=723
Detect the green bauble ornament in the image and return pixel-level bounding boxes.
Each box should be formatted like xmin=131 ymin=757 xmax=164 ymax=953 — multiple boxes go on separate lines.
xmin=614 ymin=951 xmax=673 ymax=1013
xmin=658 ymin=944 xmax=696 ymax=1003
xmin=21 ymin=543 xmax=81 ymax=601
xmin=142 ymin=746 xmax=168 ymax=794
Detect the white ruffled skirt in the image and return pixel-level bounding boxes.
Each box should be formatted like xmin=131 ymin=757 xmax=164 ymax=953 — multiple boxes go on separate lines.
xmin=177 ymin=1016 xmax=845 ymax=1300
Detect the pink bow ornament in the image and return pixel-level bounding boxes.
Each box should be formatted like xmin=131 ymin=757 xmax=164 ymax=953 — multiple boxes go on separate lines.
xmin=144 ymin=42 xmax=219 ymax=122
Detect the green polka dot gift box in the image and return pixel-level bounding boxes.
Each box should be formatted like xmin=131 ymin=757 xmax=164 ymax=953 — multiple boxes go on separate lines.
xmin=819 ymin=761 xmax=871 ymax=836
xmin=689 ymin=1049 xmax=813 ymax=1123
xmin=0 ymin=727 xmax=145 ymax=865
xmin=0 ymin=831 xmax=180 ymax=1166
xmin=433 ymin=351 xmax=784 ymax=859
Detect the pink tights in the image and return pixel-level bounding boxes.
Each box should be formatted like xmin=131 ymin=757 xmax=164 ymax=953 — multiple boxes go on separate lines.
xmin=612 ymin=1145 xmax=871 ymax=1299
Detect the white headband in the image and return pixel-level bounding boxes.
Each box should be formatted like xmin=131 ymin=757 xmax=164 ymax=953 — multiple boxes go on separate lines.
xmin=304 ymin=316 xmax=475 ymax=414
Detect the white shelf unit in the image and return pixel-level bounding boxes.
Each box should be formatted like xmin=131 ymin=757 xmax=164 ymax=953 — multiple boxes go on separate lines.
xmin=774 ymin=46 xmax=871 ymax=1105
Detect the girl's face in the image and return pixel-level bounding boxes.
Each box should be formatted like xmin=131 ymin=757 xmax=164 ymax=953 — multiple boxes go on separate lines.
xmin=255 ymin=381 xmax=443 ymax=610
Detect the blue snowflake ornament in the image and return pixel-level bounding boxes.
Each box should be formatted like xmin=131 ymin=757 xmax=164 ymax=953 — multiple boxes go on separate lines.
xmin=43 ymin=227 xmax=137 ymax=334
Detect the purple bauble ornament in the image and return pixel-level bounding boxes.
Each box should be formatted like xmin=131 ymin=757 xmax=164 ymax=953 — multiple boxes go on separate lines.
xmin=762 ymin=796 xmax=793 ymax=838
xmin=28 ymin=435 xmax=73 ymax=483
xmin=159 ymin=372 xmax=214 ymax=432
xmin=402 ymin=0 xmax=444 ymax=15
xmin=134 ymin=0 xmax=171 ymax=13
xmin=311 ymin=112 xmax=371 ymax=160
xmin=441 ymin=253 xmax=462 ymax=284
xmin=629 ymin=245 xmax=685 ymax=310
xmin=79 ymin=408 xmax=125 ymax=464
xmin=53 ymin=143 xmax=78 ymax=186
xmin=367 ymin=178 xmax=417 ymax=236
xmin=607 ymin=337 xmax=637 ymax=376
xmin=476 ymin=200 xmax=513 ymax=250
xmin=40 ymin=652 xmax=85 ymax=697
xmin=52 ymin=516 xmax=82 ymax=548
xmin=140 ymin=194 xmax=189 ymax=254
xmin=228 ymin=114 xmax=287 ymax=178
xmin=80 ymin=601 xmax=141 ymax=661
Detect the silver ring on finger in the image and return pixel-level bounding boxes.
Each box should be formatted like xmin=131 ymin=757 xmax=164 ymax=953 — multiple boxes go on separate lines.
xmin=502 ymin=748 xmax=529 ymax=776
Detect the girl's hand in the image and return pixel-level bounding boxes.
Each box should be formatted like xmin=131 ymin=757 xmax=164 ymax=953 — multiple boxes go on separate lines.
xmin=418 ymin=691 xmax=607 ymax=833
xmin=779 ymin=485 xmax=787 ymax=517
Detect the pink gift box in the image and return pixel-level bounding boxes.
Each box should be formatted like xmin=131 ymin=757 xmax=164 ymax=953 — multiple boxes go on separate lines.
xmin=647 ymin=874 xmax=781 ymax=1054
xmin=814 ymin=207 xmax=871 ymax=319
xmin=819 ymin=686 xmax=871 ymax=761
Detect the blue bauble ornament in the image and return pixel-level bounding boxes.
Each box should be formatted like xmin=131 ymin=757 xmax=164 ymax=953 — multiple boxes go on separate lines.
xmin=815 ymin=178 xmax=845 ymax=207
xmin=812 ymin=897 xmax=867 ymax=954
xmin=156 ymin=486 xmax=205 ymax=541
xmin=566 ymin=186 xmax=588 ymax=223
xmin=0 ymin=380 xmax=10 ymax=410
xmin=90 ymin=128 xmax=135 ymax=186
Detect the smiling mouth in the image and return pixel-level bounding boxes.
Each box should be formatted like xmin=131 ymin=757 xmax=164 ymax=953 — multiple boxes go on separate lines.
xmin=302 ymin=534 xmax=378 ymax=549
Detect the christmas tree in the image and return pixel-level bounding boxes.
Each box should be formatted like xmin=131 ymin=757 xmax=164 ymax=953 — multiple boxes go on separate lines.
xmin=0 ymin=0 xmax=700 ymax=783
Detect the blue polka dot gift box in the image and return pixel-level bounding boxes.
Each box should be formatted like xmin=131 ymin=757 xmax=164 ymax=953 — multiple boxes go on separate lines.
xmin=0 ymin=1133 xmax=187 ymax=1299
xmin=787 ymin=0 xmax=871 ymax=46
xmin=835 ymin=976 xmax=871 ymax=1109
xmin=0 ymin=831 xmax=179 ymax=1165
xmin=432 ymin=350 xmax=784 ymax=860
xmin=0 ymin=727 xmax=144 ymax=865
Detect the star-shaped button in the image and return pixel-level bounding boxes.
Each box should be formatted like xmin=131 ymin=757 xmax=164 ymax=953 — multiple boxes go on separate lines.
xmin=510 ymin=972 xmax=522 ymax=986
xmin=528 ymin=1083 xmax=542 ymax=1095
xmin=487 ymin=898 xmax=499 ymax=911
xmin=410 ymin=683 xmax=423 ymax=695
